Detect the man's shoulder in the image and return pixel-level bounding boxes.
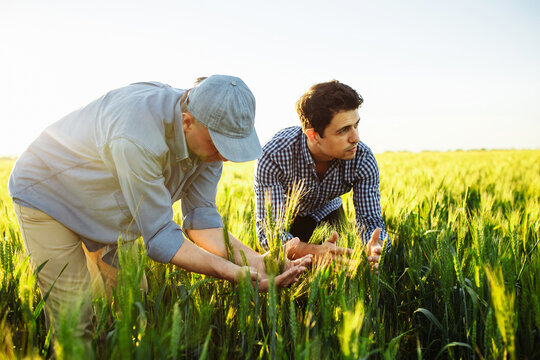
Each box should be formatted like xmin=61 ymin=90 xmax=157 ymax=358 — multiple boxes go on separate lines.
xmin=351 ymin=141 xmax=377 ymax=165
xmin=346 ymin=141 xmax=379 ymax=179
xmin=100 ymin=82 xmax=184 ymax=154
xmin=356 ymin=141 xmax=375 ymax=159
xmin=105 ymin=81 xmax=183 ymax=108
xmin=262 ymin=126 xmax=303 ymax=156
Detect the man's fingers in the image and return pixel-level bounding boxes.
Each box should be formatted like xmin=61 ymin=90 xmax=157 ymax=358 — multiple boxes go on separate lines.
xmin=332 ymin=256 xmax=357 ymax=267
xmin=284 ymin=237 xmax=300 ymax=251
xmin=369 ymin=228 xmax=381 ymax=246
xmin=241 ymin=267 xmax=264 ymax=290
xmin=252 ymin=263 xmax=307 ymax=292
xmin=287 ymin=237 xmax=300 ymax=248
xmin=315 ymin=253 xmax=355 ymax=267
xmin=292 ymin=254 xmax=313 ymax=267
xmin=251 ymin=269 xmax=263 ymax=282
xmin=284 ymin=237 xmax=301 ymax=258
xmin=326 ymin=231 xmax=338 ymax=244
xmin=277 ymin=264 xmax=305 ymax=283
xmin=257 ymin=278 xmax=269 ymax=292
xmin=284 ymin=254 xmax=312 ymax=272
xmin=275 ymin=266 xmax=306 ymax=287
xmin=328 ymin=246 xmax=354 ymax=256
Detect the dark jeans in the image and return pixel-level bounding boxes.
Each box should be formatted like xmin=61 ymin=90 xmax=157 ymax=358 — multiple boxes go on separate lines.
xmin=289 ymin=206 xmax=345 ymax=243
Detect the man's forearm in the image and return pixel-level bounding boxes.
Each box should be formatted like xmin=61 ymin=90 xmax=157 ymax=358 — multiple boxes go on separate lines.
xmin=169 ymin=238 xmax=241 ymax=281
xmin=186 ymin=228 xmax=262 ymax=266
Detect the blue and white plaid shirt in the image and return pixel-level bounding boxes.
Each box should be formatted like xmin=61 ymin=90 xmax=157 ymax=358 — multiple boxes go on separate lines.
xmin=254 ymin=126 xmax=389 ymax=250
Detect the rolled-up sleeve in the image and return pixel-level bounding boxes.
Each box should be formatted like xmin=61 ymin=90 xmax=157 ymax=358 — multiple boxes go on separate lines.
xmin=107 ymin=138 xmax=184 ymax=263
xmin=353 ymin=150 xmax=390 ymax=246
xmin=181 ymin=161 xmax=224 ymax=230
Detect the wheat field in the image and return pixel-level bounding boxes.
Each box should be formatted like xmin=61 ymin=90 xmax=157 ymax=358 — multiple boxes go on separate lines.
xmin=1 ymin=150 xmax=539 ymax=359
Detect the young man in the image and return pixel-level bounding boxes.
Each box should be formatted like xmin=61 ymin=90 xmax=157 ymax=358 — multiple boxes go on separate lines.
xmin=255 ymin=80 xmax=388 ymax=265
xmin=9 ymin=75 xmax=311 ymax=347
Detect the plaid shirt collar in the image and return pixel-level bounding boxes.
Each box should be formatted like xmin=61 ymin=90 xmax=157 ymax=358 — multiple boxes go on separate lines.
xmin=299 ymin=132 xmax=314 ymax=166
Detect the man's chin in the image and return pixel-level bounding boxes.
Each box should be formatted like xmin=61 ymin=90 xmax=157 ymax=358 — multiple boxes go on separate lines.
xmin=340 ymin=151 xmax=357 ymax=160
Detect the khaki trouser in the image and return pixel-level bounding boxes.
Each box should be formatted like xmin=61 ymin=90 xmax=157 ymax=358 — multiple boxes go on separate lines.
xmin=13 ymin=203 xmax=146 ymax=347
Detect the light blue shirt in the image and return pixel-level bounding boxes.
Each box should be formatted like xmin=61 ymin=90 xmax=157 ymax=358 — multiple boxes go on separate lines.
xmin=9 ymin=81 xmax=224 ymax=264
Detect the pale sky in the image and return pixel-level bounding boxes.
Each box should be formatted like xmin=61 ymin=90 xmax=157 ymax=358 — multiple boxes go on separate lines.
xmin=1 ymin=0 xmax=539 ymax=156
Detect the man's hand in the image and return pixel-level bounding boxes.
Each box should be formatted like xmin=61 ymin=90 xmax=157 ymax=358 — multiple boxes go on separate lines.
xmin=283 ymin=249 xmax=313 ymax=272
xmin=318 ymin=231 xmax=354 ymax=263
xmin=237 ymin=254 xmax=312 ymax=292
xmin=172 ymin=230 xmax=312 ymax=292
xmin=366 ymin=228 xmax=384 ymax=271
xmin=285 ymin=232 xmax=353 ymax=266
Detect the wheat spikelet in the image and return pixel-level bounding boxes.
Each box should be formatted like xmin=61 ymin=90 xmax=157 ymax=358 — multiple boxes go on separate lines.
xmin=169 ymin=302 xmax=181 ymax=360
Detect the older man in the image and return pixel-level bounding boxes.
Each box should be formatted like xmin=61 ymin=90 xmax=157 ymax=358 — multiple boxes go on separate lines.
xmin=9 ymin=75 xmax=311 ymax=348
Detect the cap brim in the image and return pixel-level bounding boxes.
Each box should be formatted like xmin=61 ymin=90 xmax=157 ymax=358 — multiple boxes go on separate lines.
xmin=208 ymin=126 xmax=262 ymax=162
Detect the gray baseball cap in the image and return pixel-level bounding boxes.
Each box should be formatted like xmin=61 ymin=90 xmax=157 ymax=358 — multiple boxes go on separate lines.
xmin=187 ymin=75 xmax=262 ymax=162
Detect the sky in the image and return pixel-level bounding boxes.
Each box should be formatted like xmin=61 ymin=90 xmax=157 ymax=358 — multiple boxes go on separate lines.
xmin=1 ymin=0 xmax=539 ymax=156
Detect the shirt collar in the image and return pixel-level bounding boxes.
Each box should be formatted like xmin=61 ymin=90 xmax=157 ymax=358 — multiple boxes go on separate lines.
xmin=299 ymin=132 xmax=315 ymax=167
xmin=167 ymin=95 xmax=190 ymax=163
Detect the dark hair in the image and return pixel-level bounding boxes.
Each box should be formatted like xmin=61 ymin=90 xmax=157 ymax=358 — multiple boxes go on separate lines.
xmin=295 ymin=80 xmax=363 ymax=137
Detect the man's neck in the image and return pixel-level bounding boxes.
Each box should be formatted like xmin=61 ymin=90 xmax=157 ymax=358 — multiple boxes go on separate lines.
xmin=306 ymin=139 xmax=333 ymax=178
xmin=306 ymin=138 xmax=331 ymax=164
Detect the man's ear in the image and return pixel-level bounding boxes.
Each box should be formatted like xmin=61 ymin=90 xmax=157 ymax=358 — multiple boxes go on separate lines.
xmin=305 ymin=128 xmax=317 ymax=142
xmin=182 ymin=112 xmax=194 ymax=131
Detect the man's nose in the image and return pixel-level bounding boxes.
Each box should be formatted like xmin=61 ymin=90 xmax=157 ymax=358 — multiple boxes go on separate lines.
xmin=350 ymin=128 xmax=360 ymax=143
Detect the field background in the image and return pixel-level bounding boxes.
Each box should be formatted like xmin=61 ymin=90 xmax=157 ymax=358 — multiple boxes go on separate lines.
xmin=0 ymin=150 xmax=539 ymax=359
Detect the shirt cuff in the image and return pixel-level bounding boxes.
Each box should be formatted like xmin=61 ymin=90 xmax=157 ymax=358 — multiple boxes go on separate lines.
xmin=182 ymin=207 xmax=224 ymax=230
xmin=284 ymin=232 xmax=295 ymax=242
xmin=146 ymin=221 xmax=185 ymax=264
